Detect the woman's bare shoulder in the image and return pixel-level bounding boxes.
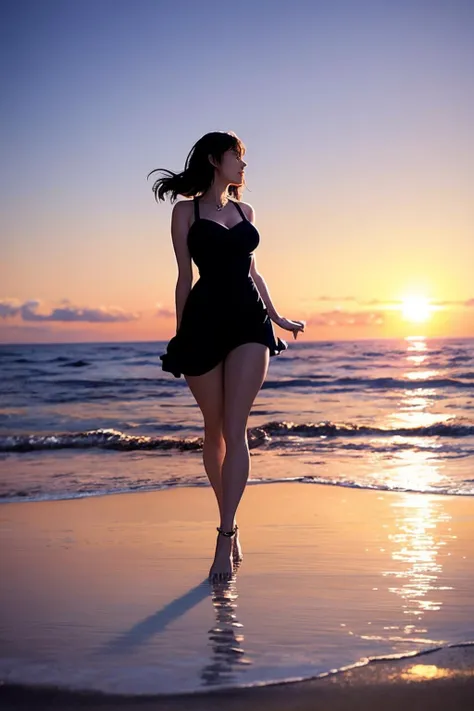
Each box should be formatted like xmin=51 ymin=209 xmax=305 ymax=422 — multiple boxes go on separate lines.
xmin=171 ymin=198 xmax=194 ymax=229
xmin=172 ymin=198 xmax=194 ymax=217
xmin=235 ymin=200 xmax=255 ymax=222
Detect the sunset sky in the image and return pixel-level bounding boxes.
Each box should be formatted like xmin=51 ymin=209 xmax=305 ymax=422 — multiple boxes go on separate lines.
xmin=1 ymin=0 xmax=473 ymax=344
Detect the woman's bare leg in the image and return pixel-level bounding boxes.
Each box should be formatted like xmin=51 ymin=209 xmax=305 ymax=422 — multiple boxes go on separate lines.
xmin=210 ymin=343 xmax=269 ymax=579
xmin=185 ymin=362 xmax=225 ymax=520
xmin=185 ymin=361 xmax=242 ymax=569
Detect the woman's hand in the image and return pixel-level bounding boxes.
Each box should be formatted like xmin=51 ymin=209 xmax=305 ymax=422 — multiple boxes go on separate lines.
xmin=273 ymin=316 xmax=306 ymax=340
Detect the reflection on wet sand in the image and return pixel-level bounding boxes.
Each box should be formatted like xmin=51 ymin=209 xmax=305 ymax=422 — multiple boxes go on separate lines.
xmin=384 ymin=490 xmax=454 ymax=619
xmin=200 ymin=579 xmax=252 ymax=686
xmin=400 ymin=663 xmax=474 ymax=681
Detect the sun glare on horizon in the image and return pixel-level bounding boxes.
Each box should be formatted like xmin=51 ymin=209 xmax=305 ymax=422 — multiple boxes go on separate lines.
xmin=401 ymin=296 xmax=433 ymax=323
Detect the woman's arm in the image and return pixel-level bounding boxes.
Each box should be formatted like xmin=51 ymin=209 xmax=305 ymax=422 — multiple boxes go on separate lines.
xmin=242 ymin=201 xmax=305 ymax=339
xmin=249 ymin=253 xmax=282 ymax=323
xmin=250 ymin=252 xmax=306 ymax=339
xmin=170 ymin=200 xmax=193 ymax=332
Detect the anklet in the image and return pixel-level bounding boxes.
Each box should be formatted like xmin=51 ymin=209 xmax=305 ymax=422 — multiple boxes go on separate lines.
xmin=217 ymin=526 xmax=237 ymax=537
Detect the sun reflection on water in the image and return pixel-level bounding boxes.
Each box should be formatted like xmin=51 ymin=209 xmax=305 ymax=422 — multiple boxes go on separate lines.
xmin=378 ymin=336 xmax=452 ymax=492
xmin=404 ymin=369 xmax=439 ymax=381
xmin=369 ymin=338 xmax=458 ymax=631
xmin=388 ymin=336 xmax=452 ymax=433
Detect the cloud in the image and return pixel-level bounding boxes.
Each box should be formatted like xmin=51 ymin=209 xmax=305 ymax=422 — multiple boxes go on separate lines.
xmin=300 ymin=296 xmax=357 ymax=305
xmin=155 ymin=303 xmax=175 ymax=318
xmin=299 ymin=296 xmax=474 ymax=325
xmin=316 ymin=296 xmax=357 ymax=302
xmin=0 ymin=299 xmax=22 ymax=318
xmin=0 ymin=298 xmax=140 ymax=323
xmin=359 ymin=298 xmax=400 ymax=306
xmin=434 ymin=298 xmax=474 ymax=307
xmin=301 ymin=296 xmax=401 ymax=308
xmin=306 ymin=309 xmax=385 ymax=327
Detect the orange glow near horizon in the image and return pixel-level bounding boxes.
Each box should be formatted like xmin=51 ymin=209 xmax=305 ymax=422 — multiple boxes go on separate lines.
xmin=0 ymin=291 xmax=472 ymax=344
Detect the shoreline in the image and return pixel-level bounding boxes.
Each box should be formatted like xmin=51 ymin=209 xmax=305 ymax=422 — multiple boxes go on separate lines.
xmin=1 ymin=644 xmax=474 ymax=710
xmin=2 ymin=474 xmax=474 ymax=507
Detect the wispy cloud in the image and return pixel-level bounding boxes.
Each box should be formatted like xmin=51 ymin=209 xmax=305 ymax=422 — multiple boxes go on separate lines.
xmin=0 ymin=299 xmax=20 ymax=318
xmin=155 ymin=303 xmax=175 ymax=319
xmin=0 ymin=299 xmax=140 ymax=322
xmin=306 ymin=309 xmax=385 ymax=327
xmin=301 ymin=296 xmax=401 ymax=308
xmin=434 ymin=299 xmax=474 ymax=307
xmin=313 ymin=296 xmax=358 ymax=302
xmin=298 ymin=296 xmax=474 ymax=328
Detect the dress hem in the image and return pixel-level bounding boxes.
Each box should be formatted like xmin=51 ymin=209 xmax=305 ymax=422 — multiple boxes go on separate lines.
xmin=160 ymin=336 xmax=288 ymax=379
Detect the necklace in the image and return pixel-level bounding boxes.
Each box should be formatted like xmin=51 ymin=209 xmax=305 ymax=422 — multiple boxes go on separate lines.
xmin=199 ymin=194 xmax=229 ymax=211
xmin=215 ymin=197 xmax=228 ymax=211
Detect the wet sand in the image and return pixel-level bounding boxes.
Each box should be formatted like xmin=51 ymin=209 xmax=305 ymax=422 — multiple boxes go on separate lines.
xmin=1 ymin=644 xmax=474 ymax=710
xmin=1 ymin=482 xmax=473 ymax=707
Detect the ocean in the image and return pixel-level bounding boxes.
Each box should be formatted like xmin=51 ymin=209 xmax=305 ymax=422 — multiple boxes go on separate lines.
xmin=1 ymin=336 xmax=473 ymax=503
xmin=1 ymin=335 xmax=474 ymax=696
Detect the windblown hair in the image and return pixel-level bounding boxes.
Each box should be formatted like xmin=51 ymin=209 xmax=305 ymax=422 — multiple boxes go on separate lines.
xmin=147 ymin=131 xmax=246 ymax=204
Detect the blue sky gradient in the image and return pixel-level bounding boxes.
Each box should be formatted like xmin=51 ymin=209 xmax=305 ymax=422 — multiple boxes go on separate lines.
xmin=1 ymin=0 xmax=473 ymax=342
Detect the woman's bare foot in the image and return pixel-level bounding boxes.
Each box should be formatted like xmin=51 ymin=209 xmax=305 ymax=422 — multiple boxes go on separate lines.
xmin=232 ymin=525 xmax=243 ymax=565
xmin=209 ymin=528 xmax=234 ymax=582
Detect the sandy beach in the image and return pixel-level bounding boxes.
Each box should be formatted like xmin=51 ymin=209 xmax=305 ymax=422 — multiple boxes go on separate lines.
xmin=1 ymin=482 xmax=473 ymax=708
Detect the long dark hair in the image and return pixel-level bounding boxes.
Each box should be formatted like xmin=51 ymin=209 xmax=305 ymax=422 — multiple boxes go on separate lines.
xmin=147 ymin=131 xmax=246 ymax=204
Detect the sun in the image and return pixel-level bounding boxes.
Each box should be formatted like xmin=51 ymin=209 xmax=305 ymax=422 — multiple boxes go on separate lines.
xmin=401 ymin=296 xmax=432 ymax=323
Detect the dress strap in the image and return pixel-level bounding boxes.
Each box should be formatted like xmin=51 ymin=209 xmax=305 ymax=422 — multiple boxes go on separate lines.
xmin=193 ymin=196 xmax=200 ymax=221
xmin=231 ymin=200 xmax=247 ymax=221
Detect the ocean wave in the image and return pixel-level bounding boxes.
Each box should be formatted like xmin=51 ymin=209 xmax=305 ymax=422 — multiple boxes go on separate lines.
xmin=1 ymin=470 xmax=473 ymax=504
xmin=59 ymin=359 xmax=91 ymax=368
xmin=262 ymin=418 xmax=474 ymax=437
xmin=264 ymin=376 xmax=474 ymax=390
xmin=1 ymin=418 xmax=474 ymax=453
xmin=254 ymin=475 xmax=474 ymax=496
xmin=0 ymin=429 xmax=204 ymax=453
xmin=224 ymin=641 xmax=474 ymax=693
xmin=1 ymin=640 xmax=474 ymax=700
xmin=218 ymin=641 xmax=474 ymax=693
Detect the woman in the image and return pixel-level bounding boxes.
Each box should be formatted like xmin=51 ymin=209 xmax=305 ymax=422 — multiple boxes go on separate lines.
xmin=149 ymin=131 xmax=305 ymax=582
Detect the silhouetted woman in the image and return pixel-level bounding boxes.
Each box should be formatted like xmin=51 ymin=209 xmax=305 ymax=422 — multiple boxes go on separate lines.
xmin=148 ymin=131 xmax=305 ymax=581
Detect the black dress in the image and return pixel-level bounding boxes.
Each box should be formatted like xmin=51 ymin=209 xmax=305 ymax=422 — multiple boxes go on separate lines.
xmin=160 ymin=197 xmax=288 ymax=378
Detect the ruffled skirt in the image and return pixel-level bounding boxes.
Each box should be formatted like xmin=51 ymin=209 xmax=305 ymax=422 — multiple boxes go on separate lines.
xmin=160 ymin=313 xmax=287 ymax=379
